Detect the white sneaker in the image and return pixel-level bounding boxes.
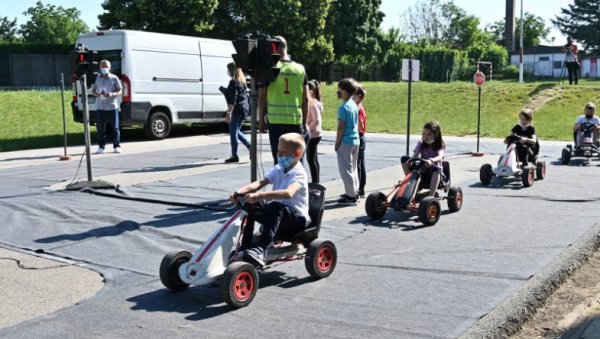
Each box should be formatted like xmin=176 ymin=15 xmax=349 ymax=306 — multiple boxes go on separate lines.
xmin=114 ymin=147 xmax=122 ymax=154
xmin=95 ymin=147 xmax=105 ymax=154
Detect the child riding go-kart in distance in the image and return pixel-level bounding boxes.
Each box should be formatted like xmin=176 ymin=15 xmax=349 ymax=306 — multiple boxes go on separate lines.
xmin=562 ymin=102 xmax=600 ymax=164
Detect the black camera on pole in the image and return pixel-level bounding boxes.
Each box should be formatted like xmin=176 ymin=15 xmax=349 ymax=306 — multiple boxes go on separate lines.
xmin=232 ymin=33 xmax=281 ymax=88
xmin=71 ymin=45 xmax=98 ymax=80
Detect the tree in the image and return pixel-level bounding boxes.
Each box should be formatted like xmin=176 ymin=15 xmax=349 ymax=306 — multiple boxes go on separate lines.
xmin=19 ymin=1 xmax=88 ymax=44
xmin=401 ymin=0 xmax=446 ymax=45
xmin=325 ymin=0 xmax=385 ymax=64
xmin=98 ymin=0 xmax=218 ymax=35
xmin=209 ymin=0 xmax=335 ymax=65
xmin=552 ymin=0 xmax=600 ymax=53
xmin=489 ymin=13 xmax=549 ymax=49
xmin=0 ymin=16 xmax=19 ymax=42
xmin=441 ymin=2 xmax=489 ymax=49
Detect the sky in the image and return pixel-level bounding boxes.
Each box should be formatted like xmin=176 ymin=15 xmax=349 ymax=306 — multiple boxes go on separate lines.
xmin=3 ymin=0 xmax=573 ymax=45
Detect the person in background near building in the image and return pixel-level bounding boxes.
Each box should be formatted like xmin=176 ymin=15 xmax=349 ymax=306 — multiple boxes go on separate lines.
xmin=306 ymin=80 xmax=323 ymax=183
xmin=335 ymin=78 xmax=360 ymax=205
xmin=564 ymin=36 xmax=579 ymax=85
xmin=220 ymin=62 xmax=251 ymax=163
xmin=258 ymin=35 xmax=309 ymax=165
xmin=354 ymin=85 xmax=367 ymax=198
xmin=93 ymin=59 xmax=123 ymax=154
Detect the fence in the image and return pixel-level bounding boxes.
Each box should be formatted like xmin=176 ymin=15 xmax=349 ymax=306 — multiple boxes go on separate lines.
xmin=0 ymin=53 xmax=71 ymax=87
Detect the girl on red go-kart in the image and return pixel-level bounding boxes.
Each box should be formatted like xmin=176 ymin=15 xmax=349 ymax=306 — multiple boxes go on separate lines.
xmin=401 ymin=121 xmax=445 ymax=197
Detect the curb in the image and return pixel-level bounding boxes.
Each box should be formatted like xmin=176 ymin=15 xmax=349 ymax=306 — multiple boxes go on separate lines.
xmin=460 ymin=222 xmax=600 ymax=338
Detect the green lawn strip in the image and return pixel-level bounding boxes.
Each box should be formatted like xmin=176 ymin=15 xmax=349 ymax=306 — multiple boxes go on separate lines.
xmin=1 ymin=81 xmax=599 ymax=152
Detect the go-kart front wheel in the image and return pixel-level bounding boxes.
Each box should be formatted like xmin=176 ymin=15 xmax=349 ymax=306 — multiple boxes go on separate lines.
xmin=447 ymin=186 xmax=463 ymax=212
xmin=221 ymin=261 xmax=259 ymax=309
xmin=480 ymin=164 xmax=493 ymax=186
xmin=159 ymin=249 xmax=192 ymax=291
xmin=535 ymin=161 xmax=546 ymax=180
xmin=561 ymin=147 xmax=571 ymax=165
xmin=305 ymin=239 xmax=337 ymax=279
xmin=522 ymin=167 xmax=535 ymax=187
xmin=365 ymin=192 xmax=387 ymax=220
xmin=418 ymin=196 xmax=441 ymax=226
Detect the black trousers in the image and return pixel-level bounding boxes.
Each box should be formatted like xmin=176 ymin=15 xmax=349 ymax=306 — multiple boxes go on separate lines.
xmin=306 ymin=137 xmax=321 ymax=183
xmin=241 ymin=201 xmax=307 ymax=249
xmin=515 ymin=143 xmax=533 ymax=166
xmin=566 ymin=62 xmax=579 ymax=85
xmin=357 ymin=135 xmax=366 ymax=191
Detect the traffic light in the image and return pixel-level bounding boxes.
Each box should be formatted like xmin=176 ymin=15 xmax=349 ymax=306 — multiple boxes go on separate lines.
xmin=231 ymin=33 xmax=281 ymax=88
xmin=71 ymin=46 xmax=98 ymax=80
xmin=255 ymin=37 xmax=281 ymax=88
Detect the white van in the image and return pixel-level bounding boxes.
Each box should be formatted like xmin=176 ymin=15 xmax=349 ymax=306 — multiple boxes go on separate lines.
xmin=72 ymin=30 xmax=234 ymax=139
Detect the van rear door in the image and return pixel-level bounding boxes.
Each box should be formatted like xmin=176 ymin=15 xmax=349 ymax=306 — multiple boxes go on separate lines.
xmin=199 ymin=39 xmax=234 ymax=122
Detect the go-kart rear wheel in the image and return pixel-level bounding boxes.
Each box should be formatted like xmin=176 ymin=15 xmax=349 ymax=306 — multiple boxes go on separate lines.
xmin=305 ymin=239 xmax=337 ymax=279
xmin=535 ymin=161 xmax=546 ymax=180
xmin=418 ymin=196 xmax=441 ymax=226
xmin=159 ymin=249 xmax=192 ymax=291
xmin=561 ymin=147 xmax=571 ymax=165
xmin=447 ymin=186 xmax=463 ymax=212
xmin=479 ymin=164 xmax=493 ymax=186
xmin=522 ymin=167 xmax=535 ymax=187
xmin=221 ymin=261 xmax=258 ymax=309
xmin=365 ymin=192 xmax=387 ymax=220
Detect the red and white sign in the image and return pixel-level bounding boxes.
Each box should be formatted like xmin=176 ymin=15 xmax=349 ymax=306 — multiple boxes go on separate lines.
xmin=474 ymin=71 xmax=485 ymax=87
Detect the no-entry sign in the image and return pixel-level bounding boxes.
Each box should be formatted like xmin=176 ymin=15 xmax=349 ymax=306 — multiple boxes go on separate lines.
xmin=474 ymin=71 xmax=485 ymax=87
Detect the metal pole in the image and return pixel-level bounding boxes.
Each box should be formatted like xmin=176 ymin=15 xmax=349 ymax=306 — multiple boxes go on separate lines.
xmin=406 ymin=59 xmax=412 ymax=156
xmin=81 ymin=74 xmax=93 ymax=181
xmin=477 ymin=87 xmax=481 ymax=153
xmin=250 ymin=78 xmax=257 ymax=182
xmin=518 ymin=0 xmax=524 ymax=83
xmin=59 ymin=73 xmax=70 ymax=160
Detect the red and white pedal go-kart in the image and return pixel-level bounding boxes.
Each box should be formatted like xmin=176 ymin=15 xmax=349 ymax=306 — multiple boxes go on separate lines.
xmin=159 ymin=183 xmax=336 ymax=308
xmin=480 ymin=135 xmax=546 ymax=187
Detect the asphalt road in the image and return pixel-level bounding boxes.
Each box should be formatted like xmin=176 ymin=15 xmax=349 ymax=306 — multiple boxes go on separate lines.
xmin=0 ymin=131 xmax=599 ymax=338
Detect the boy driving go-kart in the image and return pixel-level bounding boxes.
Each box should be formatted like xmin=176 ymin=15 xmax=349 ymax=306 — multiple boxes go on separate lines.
xmin=159 ymin=132 xmax=336 ymax=309
xmin=562 ymin=102 xmax=600 ymax=164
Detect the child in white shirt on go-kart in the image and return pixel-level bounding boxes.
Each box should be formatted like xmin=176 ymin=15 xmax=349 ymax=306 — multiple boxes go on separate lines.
xmin=506 ymin=109 xmax=538 ymax=167
xmin=230 ymin=132 xmax=311 ymax=266
xmin=573 ymin=102 xmax=600 ymax=147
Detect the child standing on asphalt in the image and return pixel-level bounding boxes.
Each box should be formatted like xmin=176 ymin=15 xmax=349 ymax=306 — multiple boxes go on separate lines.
xmin=402 ymin=121 xmax=445 ymax=197
xmin=353 ymin=85 xmax=367 ymax=198
xmin=335 ymin=78 xmax=360 ymax=205
xmin=306 ymin=80 xmax=323 ymax=183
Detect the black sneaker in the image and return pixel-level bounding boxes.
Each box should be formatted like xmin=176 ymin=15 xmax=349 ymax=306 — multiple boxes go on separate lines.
xmin=244 ymin=247 xmax=266 ymax=266
xmin=339 ymin=193 xmax=350 ymax=198
xmin=358 ymin=190 xmax=365 ymax=198
xmin=337 ymin=195 xmax=358 ymax=205
xmin=225 ymin=155 xmax=239 ymax=163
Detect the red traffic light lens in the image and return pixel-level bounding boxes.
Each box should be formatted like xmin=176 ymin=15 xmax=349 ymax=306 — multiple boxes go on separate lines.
xmin=271 ymin=42 xmax=278 ymax=53
xmin=78 ymin=53 xmax=86 ymax=62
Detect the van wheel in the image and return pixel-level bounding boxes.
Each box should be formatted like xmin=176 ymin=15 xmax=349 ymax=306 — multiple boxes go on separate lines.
xmin=145 ymin=111 xmax=171 ymax=140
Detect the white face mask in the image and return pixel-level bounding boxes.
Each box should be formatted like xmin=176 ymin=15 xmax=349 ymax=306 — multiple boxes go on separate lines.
xmin=100 ymin=67 xmax=109 ymax=75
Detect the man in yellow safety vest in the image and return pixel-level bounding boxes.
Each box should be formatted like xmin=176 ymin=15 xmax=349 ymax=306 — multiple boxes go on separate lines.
xmin=258 ymin=35 xmax=309 ymax=164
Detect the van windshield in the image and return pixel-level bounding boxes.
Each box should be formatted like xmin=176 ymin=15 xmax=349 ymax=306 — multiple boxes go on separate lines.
xmin=97 ymin=50 xmax=122 ymax=77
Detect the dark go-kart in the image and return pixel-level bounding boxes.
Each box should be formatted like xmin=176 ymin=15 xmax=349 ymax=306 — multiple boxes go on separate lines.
xmin=159 ymin=183 xmax=336 ymax=309
xmin=480 ymin=135 xmax=546 ymax=187
xmin=365 ymin=158 xmax=463 ymax=226
xmin=561 ymin=122 xmax=600 ymax=165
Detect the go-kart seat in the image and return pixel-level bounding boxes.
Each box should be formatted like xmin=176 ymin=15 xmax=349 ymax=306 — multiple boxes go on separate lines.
xmin=274 ymin=183 xmax=326 ymax=245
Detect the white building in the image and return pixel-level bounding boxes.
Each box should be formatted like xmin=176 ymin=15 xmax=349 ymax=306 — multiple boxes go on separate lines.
xmin=510 ymin=45 xmax=599 ymax=78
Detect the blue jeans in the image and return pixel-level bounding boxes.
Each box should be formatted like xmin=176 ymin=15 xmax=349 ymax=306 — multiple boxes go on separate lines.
xmin=96 ymin=109 xmax=120 ymax=148
xmin=229 ymin=114 xmax=251 ymax=156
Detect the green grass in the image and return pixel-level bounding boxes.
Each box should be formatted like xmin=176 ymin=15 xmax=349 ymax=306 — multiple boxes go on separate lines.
xmin=2 ymin=80 xmax=600 ymax=152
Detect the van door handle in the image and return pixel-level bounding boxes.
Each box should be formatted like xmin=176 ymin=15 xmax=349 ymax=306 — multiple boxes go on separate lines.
xmin=198 ymin=78 xmax=203 ymax=82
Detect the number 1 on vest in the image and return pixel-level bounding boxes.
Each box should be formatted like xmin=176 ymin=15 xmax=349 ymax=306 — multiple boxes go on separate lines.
xmin=283 ymin=77 xmax=290 ymax=94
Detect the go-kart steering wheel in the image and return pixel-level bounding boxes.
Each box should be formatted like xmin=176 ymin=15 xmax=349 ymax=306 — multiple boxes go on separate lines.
xmin=407 ymin=157 xmax=427 ymax=171
xmin=580 ymin=121 xmax=595 ymax=132
xmin=505 ymin=134 xmax=523 ymax=144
